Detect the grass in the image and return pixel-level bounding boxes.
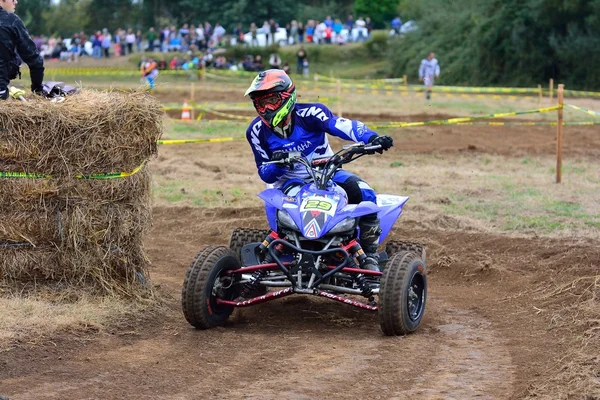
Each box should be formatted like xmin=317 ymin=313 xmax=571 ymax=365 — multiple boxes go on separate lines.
xmin=0 ymin=292 xmax=156 ymax=351
xmin=163 ymin=120 xmax=246 ymax=139
xmin=153 ymin=179 xmax=247 ymax=207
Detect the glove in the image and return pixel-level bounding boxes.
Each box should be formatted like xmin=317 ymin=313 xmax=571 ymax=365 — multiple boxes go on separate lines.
xmin=368 ymin=135 xmax=394 ymax=153
xmin=271 ymin=150 xmax=289 ymax=162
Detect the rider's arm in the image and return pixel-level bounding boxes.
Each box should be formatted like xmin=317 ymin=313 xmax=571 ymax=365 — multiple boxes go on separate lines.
xmin=12 ymin=15 xmax=44 ymax=93
xmin=304 ymin=103 xmax=379 ymax=144
xmin=246 ymin=120 xmax=286 ymax=184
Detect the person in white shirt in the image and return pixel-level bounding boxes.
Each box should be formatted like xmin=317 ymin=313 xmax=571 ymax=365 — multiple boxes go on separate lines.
xmin=418 ymin=52 xmax=440 ymax=100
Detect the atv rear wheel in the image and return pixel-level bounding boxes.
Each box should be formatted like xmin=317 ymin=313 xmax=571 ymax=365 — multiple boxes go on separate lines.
xmin=378 ymin=250 xmax=427 ymax=336
xmin=229 ymin=228 xmax=270 ymax=261
xmin=385 ymin=240 xmax=427 ymax=262
xmin=181 ymin=246 xmax=241 ymax=329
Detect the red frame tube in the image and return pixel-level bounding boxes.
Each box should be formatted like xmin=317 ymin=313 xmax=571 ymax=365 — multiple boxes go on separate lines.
xmin=216 ymin=287 xmax=378 ymax=311
xmin=216 ymin=287 xmax=294 ymax=307
xmin=316 ymin=290 xmax=378 ymax=311
xmin=227 ymin=262 xmax=292 ymax=275
xmin=327 ymin=265 xmax=382 ymax=276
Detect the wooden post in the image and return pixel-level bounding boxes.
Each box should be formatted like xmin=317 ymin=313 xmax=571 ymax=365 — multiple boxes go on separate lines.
xmin=403 ymin=74 xmax=408 ymax=89
xmin=556 ymin=84 xmax=564 ymax=183
xmin=190 ymin=82 xmax=196 ymax=120
xmin=538 ymin=84 xmax=542 ymax=106
xmin=549 ymin=78 xmax=554 ymax=103
xmin=201 ymin=62 xmax=206 ymax=82
xmin=336 ymin=79 xmax=343 ymax=117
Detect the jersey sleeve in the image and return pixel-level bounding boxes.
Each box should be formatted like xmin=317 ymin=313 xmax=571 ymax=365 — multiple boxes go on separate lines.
xmin=12 ymin=15 xmax=44 ymax=90
xmin=304 ymin=103 xmax=378 ymax=144
xmin=245 ymin=119 xmax=285 ymax=184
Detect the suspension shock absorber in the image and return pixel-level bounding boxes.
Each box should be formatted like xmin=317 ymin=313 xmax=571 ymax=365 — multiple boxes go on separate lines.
xmin=241 ymin=231 xmax=286 ymax=298
xmin=258 ymin=231 xmax=286 ymax=264
xmin=240 ymin=269 xmax=269 ymax=298
xmin=342 ymin=239 xmax=372 ymax=296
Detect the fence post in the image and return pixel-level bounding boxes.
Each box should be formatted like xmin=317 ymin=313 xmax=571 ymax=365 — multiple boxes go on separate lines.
xmin=337 ymin=79 xmax=343 ymax=117
xmin=549 ymin=78 xmax=554 ymax=103
xmin=538 ymin=84 xmax=542 ymax=107
xmin=556 ymin=84 xmax=564 ymax=184
xmin=201 ymin=63 xmax=206 ymax=82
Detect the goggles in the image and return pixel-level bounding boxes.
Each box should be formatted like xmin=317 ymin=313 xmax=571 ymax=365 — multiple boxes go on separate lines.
xmin=252 ymin=92 xmax=286 ymax=114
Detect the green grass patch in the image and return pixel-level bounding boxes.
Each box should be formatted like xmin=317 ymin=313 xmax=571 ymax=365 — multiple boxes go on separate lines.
xmin=164 ymin=120 xmax=246 ymax=139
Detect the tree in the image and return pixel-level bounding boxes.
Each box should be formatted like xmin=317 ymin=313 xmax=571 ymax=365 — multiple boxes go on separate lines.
xmin=354 ymin=0 xmax=400 ymax=28
xmin=42 ymin=0 xmax=92 ymax=38
xmin=16 ymin=0 xmax=51 ymax=35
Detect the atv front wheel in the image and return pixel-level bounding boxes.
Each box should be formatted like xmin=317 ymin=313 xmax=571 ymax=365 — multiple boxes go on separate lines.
xmin=385 ymin=240 xmax=427 ymax=262
xmin=378 ymin=250 xmax=427 ymax=336
xmin=181 ymin=246 xmax=241 ymax=329
xmin=229 ymin=228 xmax=270 ymax=261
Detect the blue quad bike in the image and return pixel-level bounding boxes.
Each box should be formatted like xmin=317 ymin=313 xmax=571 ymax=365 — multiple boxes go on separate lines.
xmin=181 ymin=143 xmax=427 ymax=335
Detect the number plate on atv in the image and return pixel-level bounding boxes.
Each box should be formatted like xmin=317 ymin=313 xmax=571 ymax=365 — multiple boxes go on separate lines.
xmin=300 ymin=196 xmax=338 ymax=216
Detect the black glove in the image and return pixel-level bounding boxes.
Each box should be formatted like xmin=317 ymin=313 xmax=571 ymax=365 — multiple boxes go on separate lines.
xmin=368 ymin=135 xmax=394 ymax=153
xmin=271 ymin=150 xmax=289 ymax=162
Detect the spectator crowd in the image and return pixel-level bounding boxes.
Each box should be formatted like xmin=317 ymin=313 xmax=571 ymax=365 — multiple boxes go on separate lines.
xmin=30 ymin=14 xmax=407 ymax=83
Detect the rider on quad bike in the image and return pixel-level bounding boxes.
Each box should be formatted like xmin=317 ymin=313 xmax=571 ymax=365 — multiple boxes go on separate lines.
xmin=244 ymin=69 xmax=394 ymax=272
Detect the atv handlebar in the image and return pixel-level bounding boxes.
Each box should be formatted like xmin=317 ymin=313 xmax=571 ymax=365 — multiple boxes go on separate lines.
xmin=264 ymin=143 xmax=383 ymax=190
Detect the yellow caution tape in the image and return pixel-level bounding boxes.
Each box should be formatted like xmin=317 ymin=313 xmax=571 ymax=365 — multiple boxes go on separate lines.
xmin=367 ymin=105 xmax=561 ymax=128
xmin=1 ymin=162 xmax=146 ymax=180
xmin=566 ymin=104 xmax=600 ymax=117
xmin=158 ymin=137 xmax=244 ymax=145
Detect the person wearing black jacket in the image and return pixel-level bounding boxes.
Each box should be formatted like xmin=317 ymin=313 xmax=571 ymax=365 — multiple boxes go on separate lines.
xmin=0 ymin=0 xmax=44 ymax=100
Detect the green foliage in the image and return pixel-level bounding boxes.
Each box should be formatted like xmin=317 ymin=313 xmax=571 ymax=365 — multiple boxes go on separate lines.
xmin=397 ymin=0 xmax=423 ymax=20
xmin=42 ymin=0 xmax=92 ymax=38
xmin=363 ymin=31 xmax=389 ymax=58
xmin=388 ymin=0 xmax=600 ymax=90
xmin=354 ymin=0 xmax=400 ymax=28
xmin=297 ymin=0 xmax=350 ymax=23
xmin=16 ymin=0 xmax=51 ymax=35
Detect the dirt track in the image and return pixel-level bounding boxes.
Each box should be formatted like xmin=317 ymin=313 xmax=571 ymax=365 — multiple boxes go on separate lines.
xmin=2 ymin=206 xmax=598 ymax=399
xmin=2 ymin=107 xmax=599 ymax=399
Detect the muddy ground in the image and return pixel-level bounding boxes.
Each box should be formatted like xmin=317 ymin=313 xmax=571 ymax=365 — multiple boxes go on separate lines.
xmin=1 ymin=100 xmax=599 ymax=399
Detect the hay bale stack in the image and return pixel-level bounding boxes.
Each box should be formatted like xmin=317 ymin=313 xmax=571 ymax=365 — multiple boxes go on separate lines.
xmin=0 ymin=90 xmax=162 ymax=295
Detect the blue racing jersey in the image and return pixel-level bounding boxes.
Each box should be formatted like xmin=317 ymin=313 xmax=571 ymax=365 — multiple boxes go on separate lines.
xmin=246 ymin=102 xmax=379 ymax=186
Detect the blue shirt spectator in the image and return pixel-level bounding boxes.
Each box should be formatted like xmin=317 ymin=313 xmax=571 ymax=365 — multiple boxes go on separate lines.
xmin=391 ymin=16 xmax=403 ymax=34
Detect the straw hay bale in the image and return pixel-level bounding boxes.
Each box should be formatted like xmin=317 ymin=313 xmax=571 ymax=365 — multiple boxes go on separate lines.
xmin=0 ymin=90 xmax=162 ymax=176
xmin=0 ymin=90 xmax=161 ymax=295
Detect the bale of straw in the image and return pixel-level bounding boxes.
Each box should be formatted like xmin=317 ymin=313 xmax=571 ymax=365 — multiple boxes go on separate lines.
xmin=0 ymin=90 xmax=162 ymax=176
xmin=0 ymin=90 xmax=161 ymax=295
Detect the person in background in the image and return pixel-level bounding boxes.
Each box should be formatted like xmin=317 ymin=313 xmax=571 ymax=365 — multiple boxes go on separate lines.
xmin=142 ymin=57 xmax=158 ymax=90
xmin=126 ymin=28 xmax=136 ymax=54
xmin=0 ymin=0 xmax=44 ymax=99
xmin=297 ymin=22 xmax=304 ymax=43
xmin=146 ymin=27 xmax=156 ymax=51
xmin=296 ymin=47 xmax=306 ymax=74
xmin=250 ymin=22 xmax=259 ymax=47
xmin=391 ymin=16 xmax=402 ymax=35
xmin=419 ymin=51 xmax=440 ymax=100
xmin=269 ymin=52 xmax=281 ymax=69
xmin=365 ymin=17 xmax=373 ymax=37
